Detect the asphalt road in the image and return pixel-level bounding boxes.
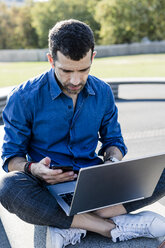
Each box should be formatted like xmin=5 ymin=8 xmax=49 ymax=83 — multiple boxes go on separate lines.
xmin=117 ymin=100 xmax=165 ymax=160
xmin=116 ymin=84 xmax=165 ymax=159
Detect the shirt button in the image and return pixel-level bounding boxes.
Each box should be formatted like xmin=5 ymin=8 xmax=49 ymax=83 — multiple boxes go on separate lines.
xmin=68 ymin=105 xmax=72 ymax=109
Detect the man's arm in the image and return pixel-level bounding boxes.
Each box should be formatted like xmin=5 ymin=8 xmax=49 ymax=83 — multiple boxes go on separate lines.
xmin=8 ymin=157 xmax=27 ymax=172
xmin=98 ymin=85 xmax=127 ymax=160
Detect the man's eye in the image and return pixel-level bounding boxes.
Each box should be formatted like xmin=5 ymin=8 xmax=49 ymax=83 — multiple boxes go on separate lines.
xmin=62 ymin=70 xmax=72 ymax=73
xmin=80 ymin=67 xmax=90 ymax=72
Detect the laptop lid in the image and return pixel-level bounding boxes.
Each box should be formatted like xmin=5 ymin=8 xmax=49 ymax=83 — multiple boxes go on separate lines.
xmin=69 ymin=153 xmax=165 ymax=215
xmin=47 ymin=153 xmax=165 ymax=216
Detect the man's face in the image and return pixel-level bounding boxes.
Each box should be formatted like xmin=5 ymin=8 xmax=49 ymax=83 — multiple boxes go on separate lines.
xmin=48 ymin=50 xmax=95 ymax=97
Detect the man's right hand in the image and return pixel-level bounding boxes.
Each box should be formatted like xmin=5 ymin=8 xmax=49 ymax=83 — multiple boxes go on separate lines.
xmin=31 ymin=157 xmax=77 ymax=184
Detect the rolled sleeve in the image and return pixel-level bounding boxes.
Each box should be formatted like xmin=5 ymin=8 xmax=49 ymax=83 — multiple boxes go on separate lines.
xmin=98 ymin=87 xmax=127 ymax=157
xmin=1 ymin=89 xmax=32 ymax=171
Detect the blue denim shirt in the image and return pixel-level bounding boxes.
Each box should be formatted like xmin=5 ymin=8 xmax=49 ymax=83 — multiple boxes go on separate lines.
xmin=2 ymin=68 xmax=127 ymax=172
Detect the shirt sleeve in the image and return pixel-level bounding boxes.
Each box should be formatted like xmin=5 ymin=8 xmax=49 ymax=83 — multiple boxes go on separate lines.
xmin=98 ymin=86 xmax=127 ymax=157
xmin=1 ymin=89 xmax=32 ymax=172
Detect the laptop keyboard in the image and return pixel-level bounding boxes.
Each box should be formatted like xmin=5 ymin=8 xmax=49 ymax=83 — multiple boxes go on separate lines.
xmin=60 ymin=192 xmax=74 ymax=206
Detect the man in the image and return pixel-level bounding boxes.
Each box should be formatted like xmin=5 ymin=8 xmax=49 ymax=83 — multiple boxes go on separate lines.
xmin=0 ymin=19 xmax=165 ymax=248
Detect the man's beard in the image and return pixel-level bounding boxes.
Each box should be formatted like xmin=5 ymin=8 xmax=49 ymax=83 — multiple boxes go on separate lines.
xmin=61 ymin=83 xmax=85 ymax=95
xmin=54 ymin=72 xmax=86 ymax=95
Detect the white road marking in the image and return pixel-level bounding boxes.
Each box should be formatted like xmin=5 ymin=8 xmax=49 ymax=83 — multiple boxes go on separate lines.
xmin=124 ymin=128 xmax=165 ymax=140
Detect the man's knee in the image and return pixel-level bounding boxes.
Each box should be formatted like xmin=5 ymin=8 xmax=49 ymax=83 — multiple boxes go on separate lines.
xmin=0 ymin=171 xmax=29 ymax=211
xmin=94 ymin=205 xmax=127 ymax=218
xmin=0 ymin=171 xmax=17 ymax=196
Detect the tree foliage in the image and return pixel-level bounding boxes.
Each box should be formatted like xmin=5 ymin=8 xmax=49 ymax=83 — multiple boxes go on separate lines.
xmin=0 ymin=3 xmax=13 ymax=49
xmin=0 ymin=3 xmax=38 ymax=49
xmin=0 ymin=0 xmax=165 ymax=49
xmin=95 ymin=0 xmax=165 ymax=44
xmin=31 ymin=0 xmax=100 ymax=47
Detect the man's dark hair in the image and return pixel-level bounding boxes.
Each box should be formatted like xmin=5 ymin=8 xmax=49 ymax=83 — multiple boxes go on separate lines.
xmin=49 ymin=19 xmax=95 ymax=61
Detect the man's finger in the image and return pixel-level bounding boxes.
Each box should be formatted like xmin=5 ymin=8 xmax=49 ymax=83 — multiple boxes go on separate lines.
xmin=39 ymin=157 xmax=51 ymax=167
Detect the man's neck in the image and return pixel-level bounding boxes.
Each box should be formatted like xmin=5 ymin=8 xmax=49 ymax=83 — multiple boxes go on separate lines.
xmin=71 ymin=94 xmax=78 ymax=109
xmin=54 ymin=72 xmax=78 ymax=108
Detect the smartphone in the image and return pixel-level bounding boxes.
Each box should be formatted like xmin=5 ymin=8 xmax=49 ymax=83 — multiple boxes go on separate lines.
xmin=50 ymin=165 xmax=79 ymax=174
xmin=50 ymin=165 xmax=73 ymax=172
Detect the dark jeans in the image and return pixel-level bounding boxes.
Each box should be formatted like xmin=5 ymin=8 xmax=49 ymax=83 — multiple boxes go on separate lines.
xmin=0 ymin=172 xmax=73 ymax=229
xmin=0 ymin=169 xmax=165 ymax=228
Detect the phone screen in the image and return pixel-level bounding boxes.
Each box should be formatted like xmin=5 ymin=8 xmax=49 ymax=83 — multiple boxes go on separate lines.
xmin=50 ymin=165 xmax=73 ymax=172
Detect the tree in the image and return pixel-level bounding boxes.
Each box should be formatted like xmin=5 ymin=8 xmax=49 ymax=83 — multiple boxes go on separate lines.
xmin=0 ymin=3 xmax=38 ymax=49
xmin=95 ymin=0 xmax=165 ymax=44
xmin=31 ymin=0 xmax=100 ymax=47
xmin=11 ymin=6 xmax=39 ymax=48
xmin=0 ymin=3 xmax=13 ymax=49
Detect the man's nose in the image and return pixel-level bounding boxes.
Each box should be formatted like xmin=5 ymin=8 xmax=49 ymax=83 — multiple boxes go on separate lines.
xmin=70 ymin=72 xmax=81 ymax=85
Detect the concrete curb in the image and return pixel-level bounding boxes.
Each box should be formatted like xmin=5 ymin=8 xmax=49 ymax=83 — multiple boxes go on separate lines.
xmin=0 ymin=219 xmax=11 ymax=248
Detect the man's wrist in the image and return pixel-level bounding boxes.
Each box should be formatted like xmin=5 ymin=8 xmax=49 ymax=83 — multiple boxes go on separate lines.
xmin=24 ymin=162 xmax=35 ymax=174
xmin=104 ymin=156 xmax=119 ymax=163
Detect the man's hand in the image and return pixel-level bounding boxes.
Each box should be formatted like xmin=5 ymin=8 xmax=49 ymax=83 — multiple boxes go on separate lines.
xmin=31 ymin=157 xmax=77 ymax=184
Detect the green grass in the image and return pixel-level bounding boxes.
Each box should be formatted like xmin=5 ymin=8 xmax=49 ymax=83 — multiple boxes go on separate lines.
xmin=0 ymin=54 xmax=165 ymax=87
xmin=0 ymin=62 xmax=50 ymax=87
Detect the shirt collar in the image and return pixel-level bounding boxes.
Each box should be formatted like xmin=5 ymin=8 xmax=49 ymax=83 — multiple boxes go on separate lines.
xmin=48 ymin=68 xmax=62 ymax=100
xmin=48 ymin=68 xmax=95 ymax=100
xmin=83 ymin=77 xmax=95 ymax=96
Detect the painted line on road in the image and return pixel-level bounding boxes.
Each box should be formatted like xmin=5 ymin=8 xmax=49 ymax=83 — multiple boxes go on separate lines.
xmin=124 ymin=128 xmax=165 ymax=140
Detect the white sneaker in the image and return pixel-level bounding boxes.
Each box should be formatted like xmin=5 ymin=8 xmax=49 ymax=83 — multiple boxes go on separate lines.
xmin=46 ymin=226 xmax=86 ymax=248
xmin=111 ymin=211 xmax=165 ymax=242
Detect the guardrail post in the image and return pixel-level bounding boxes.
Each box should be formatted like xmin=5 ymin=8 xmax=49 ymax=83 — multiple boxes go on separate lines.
xmin=109 ymin=83 xmax=119 ymax=99
xmin=0 ymin=96 xmax=7 ymax=122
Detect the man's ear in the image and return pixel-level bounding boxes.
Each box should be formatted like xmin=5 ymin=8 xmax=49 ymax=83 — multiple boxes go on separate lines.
xmin=91 ymin=51 xmax=97 ymax=62
xmin=47 ymin=53 xmax=55 ymax=68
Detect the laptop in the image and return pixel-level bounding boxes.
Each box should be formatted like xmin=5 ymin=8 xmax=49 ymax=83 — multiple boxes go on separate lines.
xmin=46 ymin=153 xmax=165 ymax=216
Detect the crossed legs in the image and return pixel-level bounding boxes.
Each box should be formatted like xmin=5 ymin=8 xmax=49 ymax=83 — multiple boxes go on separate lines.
xmin=0 ymin=169 xmax=165 ymax=238
xmin=71 ymin=205 xmax=126 ymax=237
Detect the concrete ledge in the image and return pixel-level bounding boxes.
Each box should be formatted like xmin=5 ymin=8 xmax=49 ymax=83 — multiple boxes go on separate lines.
xmin=0 ymin=49 xmax=48 ymax=62
xmin=0 ymin=218 xmax=11 ymax=248
xmin=1 ymin=41 xmax=165 ymax=62
xmin=95 ymin=41 xmax=165 ymax=58
xmin=0 ymin=204 xmax=36 ymax=248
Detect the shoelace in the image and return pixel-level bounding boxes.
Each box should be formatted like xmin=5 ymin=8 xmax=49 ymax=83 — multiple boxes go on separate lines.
xmin=63 ymin=228 xmax=86 ymax=246
xmin=117 ymin=223 xmax=150 ymax=241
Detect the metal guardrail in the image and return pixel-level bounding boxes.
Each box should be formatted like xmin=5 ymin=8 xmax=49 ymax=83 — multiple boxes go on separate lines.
xmin=105 ymin=78 xmax=165 ymax=99
xmin=0 ymin=78 xmax=165 ymax=122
